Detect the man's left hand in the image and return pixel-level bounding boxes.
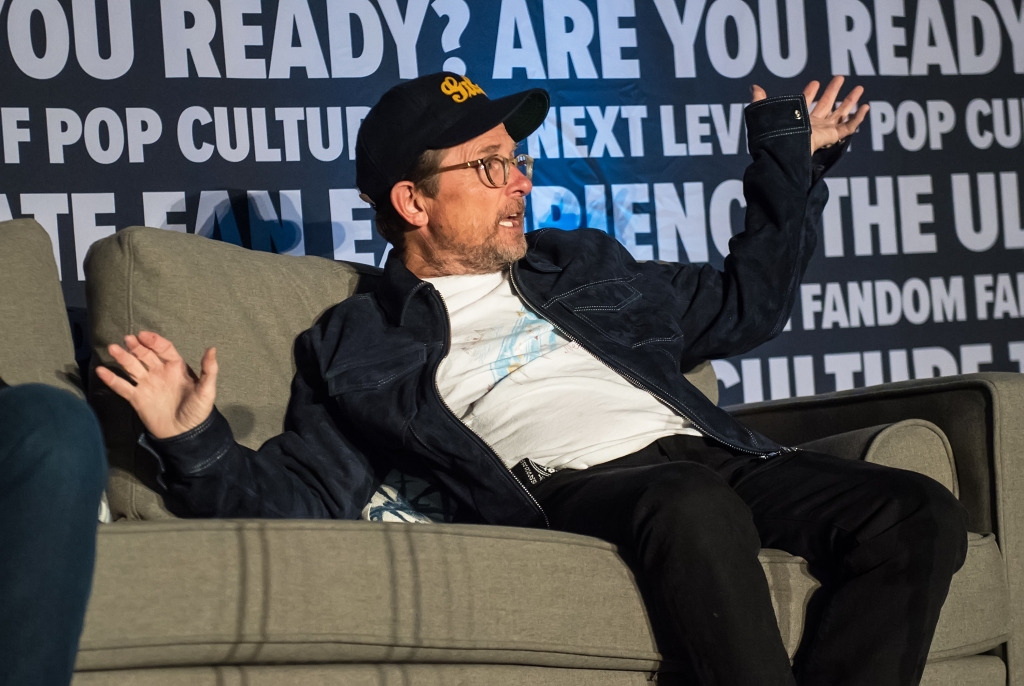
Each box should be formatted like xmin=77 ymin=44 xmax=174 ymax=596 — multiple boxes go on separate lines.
xmin=752 ymin=76 xmax=869 ymax=155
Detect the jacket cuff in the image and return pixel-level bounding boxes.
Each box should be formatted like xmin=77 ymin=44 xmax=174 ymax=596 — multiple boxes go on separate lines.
xmin=745 ymin=95 xmax=812 ymax=182
xmin=812 ymin=137 xmax=851 ymax=183
xmin=745 ymin=95 xmax=810 ymax=146
xmin=137 ymin=407 xmax=234 ymax=478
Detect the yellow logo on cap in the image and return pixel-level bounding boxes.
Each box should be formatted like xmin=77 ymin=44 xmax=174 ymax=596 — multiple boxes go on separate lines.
xmin=441 ymin=75 xmax=486 ymax=103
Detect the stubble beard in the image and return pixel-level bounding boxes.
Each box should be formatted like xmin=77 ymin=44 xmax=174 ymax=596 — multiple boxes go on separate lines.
xmin=432 ymin=199 xmax=528 ymax=275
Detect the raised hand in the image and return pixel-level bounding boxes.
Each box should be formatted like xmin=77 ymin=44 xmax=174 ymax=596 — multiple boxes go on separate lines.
xmin=95 ymin=331 xmax=218 ymax=440
xmin=752 ymin=75 xmax=870 ymax=154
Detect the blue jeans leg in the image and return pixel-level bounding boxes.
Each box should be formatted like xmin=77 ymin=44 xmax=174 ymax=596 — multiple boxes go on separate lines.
xmin=0 ymin=384 xmax=106 ymax=686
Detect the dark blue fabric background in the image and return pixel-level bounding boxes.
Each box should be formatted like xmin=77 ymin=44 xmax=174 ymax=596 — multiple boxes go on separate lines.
xmin=1 ymin=0 xmax=1021 ymax=403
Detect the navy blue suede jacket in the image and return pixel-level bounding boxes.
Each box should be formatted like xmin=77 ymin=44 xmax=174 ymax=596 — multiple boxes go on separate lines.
xmin=147 ymin=95 xmax=846 ymax=527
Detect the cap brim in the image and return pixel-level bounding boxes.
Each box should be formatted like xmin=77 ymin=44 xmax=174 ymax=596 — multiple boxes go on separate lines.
xmin=429 ymin=88 xmax=550 ymax=150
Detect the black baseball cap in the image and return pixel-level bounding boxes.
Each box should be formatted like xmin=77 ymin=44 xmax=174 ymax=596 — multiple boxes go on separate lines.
xmin=356 ymin=72 xmax=550 ymax=209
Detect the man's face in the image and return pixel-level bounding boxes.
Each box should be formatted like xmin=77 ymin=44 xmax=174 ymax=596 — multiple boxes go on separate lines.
xmin=417 ymin=124 xmax=532 ymax=275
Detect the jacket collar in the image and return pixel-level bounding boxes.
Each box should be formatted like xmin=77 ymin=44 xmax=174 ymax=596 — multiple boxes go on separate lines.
xmin=376 ymin=251 xmax=428 ymax=327
xmin=524 ymin=229 xmax=565 ymax=273
xmin=523 ymin=248 xmax=563 ymax=273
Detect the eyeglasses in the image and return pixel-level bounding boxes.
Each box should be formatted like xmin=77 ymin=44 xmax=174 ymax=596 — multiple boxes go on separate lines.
xmin=426 ymin=153 xmax=534 ymax=188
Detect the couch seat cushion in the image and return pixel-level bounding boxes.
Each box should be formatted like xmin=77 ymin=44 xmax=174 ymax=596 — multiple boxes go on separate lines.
xmin=79 ymin=521 xmax=660 ymax=672
xmin=71 ymin=656 xmax=1008 ymax=686
xmin=74 ymin=664 xmax=651 ymax=686
xmin=78 ymin=521 xmax=1007 ymax=672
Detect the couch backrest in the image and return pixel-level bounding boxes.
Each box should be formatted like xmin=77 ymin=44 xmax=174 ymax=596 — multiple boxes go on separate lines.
xmin=685 ymin=361 xmax=717 ymax=406
xmin=0 ymin=219 xmax=82 ymax=397
xmin=86 ymin=227 xmax=372 ymax=519
xmin=85 ymin=226 xmax=719 ymax=519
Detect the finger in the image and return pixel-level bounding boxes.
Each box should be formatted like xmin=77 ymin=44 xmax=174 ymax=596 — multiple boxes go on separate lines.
xmin=751 ymin=84 xmax=767 ymax=103
xmin=835 ymin=104 xmax=870 ymax=139
xmin=137 ymin=330 xmax=184 ymax=364
xmin=197 ymin=347 xmax=219 ymax=399
xmin=95 ymin=365 xmax=136 ymax=401
xmin=125 ymin=334 xmax=165 ymax=371
xmin=838 ymin=103 xmax=871 ymax=137
xmin=816 ymin=75 xmax=845 ymax=114
xmin=802 ymin=80 xmax=820 ymax=109
xmin=834 ymin=85 xmax=864 ymax=120
xmin=108 ymin=343 xmax=149 ymax=381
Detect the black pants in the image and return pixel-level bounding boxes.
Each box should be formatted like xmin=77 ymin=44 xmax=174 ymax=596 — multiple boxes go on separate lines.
xmin=0 ymin=384 xmax=106 ymax=686
xmin=527 ymin=435 xmax=969 ymax=686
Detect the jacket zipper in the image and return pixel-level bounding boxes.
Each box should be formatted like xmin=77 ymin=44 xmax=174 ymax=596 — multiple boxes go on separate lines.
xmin=428 ymin=284 xmax=551 ymax=528
xmin=508 ymin=264 xmax=794 ymax=460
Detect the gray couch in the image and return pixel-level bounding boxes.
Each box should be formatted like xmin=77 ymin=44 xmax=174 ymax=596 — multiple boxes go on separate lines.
xmin=1 ymin=218 xmax=1019 ymax=685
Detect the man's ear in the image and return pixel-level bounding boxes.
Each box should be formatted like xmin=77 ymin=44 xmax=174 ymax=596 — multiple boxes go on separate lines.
xmin=390 ymin=181 xmax=430 ymax=228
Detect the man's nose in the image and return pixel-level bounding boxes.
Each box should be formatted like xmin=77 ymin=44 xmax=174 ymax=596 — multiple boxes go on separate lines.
xmin=506 ymin=164 xmax=532 ymax=197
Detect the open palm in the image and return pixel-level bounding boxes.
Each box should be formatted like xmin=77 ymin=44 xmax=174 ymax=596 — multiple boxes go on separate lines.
xmin=95 ymin=331 xmax=218 ymax=440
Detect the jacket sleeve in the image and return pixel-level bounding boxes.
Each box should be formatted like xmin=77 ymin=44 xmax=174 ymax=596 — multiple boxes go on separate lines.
xmin=645 ymin=94 xmax=846 ymax=361
xmin=140 ymin=321 xmax=379 ymax=520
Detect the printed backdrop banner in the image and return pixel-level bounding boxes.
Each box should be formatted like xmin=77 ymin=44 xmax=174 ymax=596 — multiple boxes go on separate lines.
xmin=1 ymin=0 xmax=1022 ymax=404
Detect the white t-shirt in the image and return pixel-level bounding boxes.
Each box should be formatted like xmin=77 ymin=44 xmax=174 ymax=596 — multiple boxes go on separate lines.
xmin=425 ymin=269 xmax=700 ymax=471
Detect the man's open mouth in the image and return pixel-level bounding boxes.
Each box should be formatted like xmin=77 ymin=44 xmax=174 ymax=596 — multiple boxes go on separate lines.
xmin=499 ymin=213 xmax=523 ymax=228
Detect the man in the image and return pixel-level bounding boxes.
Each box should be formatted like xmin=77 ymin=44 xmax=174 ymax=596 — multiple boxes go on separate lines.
xmin=96 ymin=73 xmax=967 ymax=686
xmin=0 ymin=379 xmax=107 ymax=686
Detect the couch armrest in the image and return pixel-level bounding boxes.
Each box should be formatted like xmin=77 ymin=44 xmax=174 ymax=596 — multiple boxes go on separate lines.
xmin=796 ymin=420 xmax=957 ymax=497
xmin=728 ymin=372 xmax=1024 ymax=682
